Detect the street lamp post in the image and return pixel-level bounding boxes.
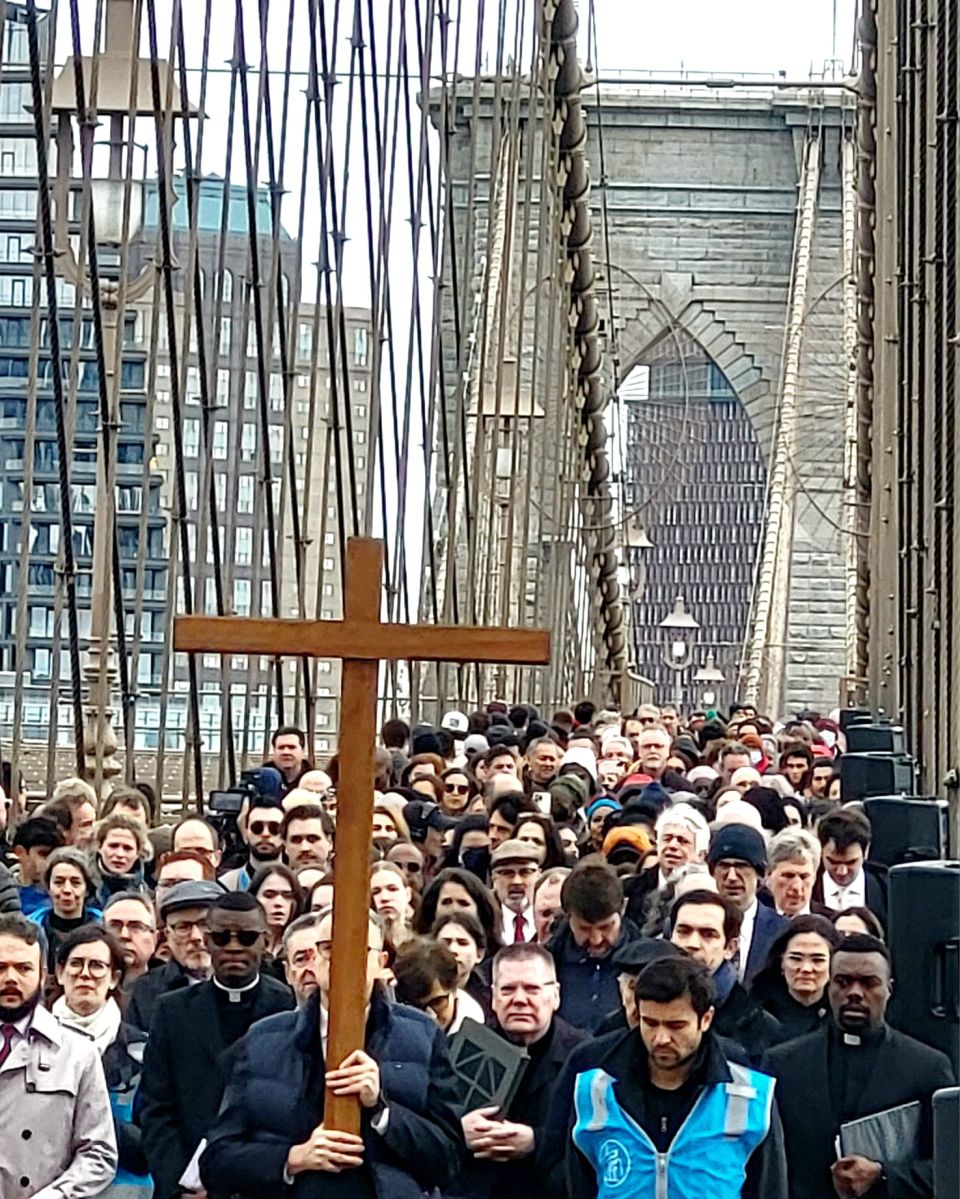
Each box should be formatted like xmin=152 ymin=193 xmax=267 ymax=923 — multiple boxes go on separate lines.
xmin=48 ymin=0 xmax=191 ymax=792
xmin=658 ymin=594 xmax=700 ymax=711
xmin=693 ymin=652 xmax=726 ymax=711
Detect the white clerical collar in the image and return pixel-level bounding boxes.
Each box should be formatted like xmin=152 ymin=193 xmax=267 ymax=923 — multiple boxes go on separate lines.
xmin=213 ymin=974 xmax=260 ymax=1003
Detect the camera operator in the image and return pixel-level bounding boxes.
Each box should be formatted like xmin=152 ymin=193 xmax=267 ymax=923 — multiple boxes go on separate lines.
xmin=221 ymin=797 xmax=285 ymax=892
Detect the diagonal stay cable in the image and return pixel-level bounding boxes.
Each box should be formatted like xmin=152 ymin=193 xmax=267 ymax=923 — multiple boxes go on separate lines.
xmin=25 ymin=0 xmax=84 ymax=769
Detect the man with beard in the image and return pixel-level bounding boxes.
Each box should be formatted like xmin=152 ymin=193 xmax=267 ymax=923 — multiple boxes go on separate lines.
xmin=764 ymin=935 xmax=955 ymax=1199
xmin=140 ymin=891 xmax=294 ymax=1199
xmin=0 ymin=912 xmax=117 ymax=1197
xmin=559 ymin=956 xmax=786 ymax=1199
xmin=220 ymin=798 xmax=285 ymax=891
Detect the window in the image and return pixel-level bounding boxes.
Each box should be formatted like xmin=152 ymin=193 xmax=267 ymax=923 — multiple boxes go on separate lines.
xmin=222 ymin=269 xmax=234 ymax=303
xmin=184 ymin=418 xmax=200 ymax=457
xmin=156 ymin=415 xmax=170 ymax=430
xmin=298 ymin=323 xmax=312 ymax=360
xmin=187 ymin=366 xmax=201 ymax=403
xmin=231 ymin=655 xmax=247 ymax=670
xmin=244 ymin=370 xmax=257 ymax=409
xmin=217 ymin=368 xmax=230 ymax=405
xmin=268 ymin=425 xmax=283 ymax=464
xmin=269 ymin=373 xmax=284 ymax=412
xmin=260 ymin=580 xmax=272 ymax=615
xmin=219 ymin=317 xmax=232 ymax=357
xmin=185 ymin=471 xmax=198 ymax=510
xmin=235 ymin=526 xmax=252 ymax=566
xmin=205 ymin=577 xmax=217 ymax=614
xmin=240 ymin=423 xmax=256 ymax=462
xmin=0 ymin=83 xmax=31 ymax=123
xmin=212 ymin=420 xmax=228 ymax=460
xmin=354 ymin=379 xmax=367 ymax=393
xmin=237 ymin=475 xmax=254 ymax=514
xmin=354 ymin=327 xmax=368 ymax=367
xmin=234 ymin=578 xmax=251 ymax=616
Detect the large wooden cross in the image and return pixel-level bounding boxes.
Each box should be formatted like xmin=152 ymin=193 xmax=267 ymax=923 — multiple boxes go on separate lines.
xmin=175 ymin=537 xmax=550 ymax=1132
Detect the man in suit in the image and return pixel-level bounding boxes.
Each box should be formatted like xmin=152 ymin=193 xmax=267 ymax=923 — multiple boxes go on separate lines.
xmin=140 ymin=890 xmax=294 ymax=1198
xmin=200 ymin=908 xmax=463 ymax=1199
xmin=764 ymin=933 xmax=955 ymax=1199
xmin=707 ymin=824 xmax=787 ymax=986
xmin=459 ymin=943 xmax=587 ymax=1199
xmin=812 ymin=809 xmax=889 ymax=930
xmin=670 ymin=889 xmax=780 ymax=1062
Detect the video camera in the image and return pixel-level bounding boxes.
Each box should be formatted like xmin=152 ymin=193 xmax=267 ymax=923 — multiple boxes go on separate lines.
xmin=207 ymin=767 xmax=285 ymax=866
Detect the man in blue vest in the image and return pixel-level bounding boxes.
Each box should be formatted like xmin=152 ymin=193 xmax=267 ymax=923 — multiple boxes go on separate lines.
xmin=565 ymin=956 xmax=787 ymax=1199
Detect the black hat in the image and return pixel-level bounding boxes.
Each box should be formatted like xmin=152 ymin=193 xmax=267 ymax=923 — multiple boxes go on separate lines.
xmin=611 ymin=938 xmax=685 ymax=975
xmin=706 ymin=824 xmax=767 ymax=872
xmin=402 ymin=800 xmax=457 ymax=844
xmin=411 ymin=727 xmax=444 ymax=757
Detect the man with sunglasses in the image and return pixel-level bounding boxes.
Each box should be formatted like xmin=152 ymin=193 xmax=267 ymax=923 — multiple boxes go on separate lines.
xmin=220 ymin=799 xmax=286 ymax=892
xmin=141 ymin=891 xmax=294 ymax=1199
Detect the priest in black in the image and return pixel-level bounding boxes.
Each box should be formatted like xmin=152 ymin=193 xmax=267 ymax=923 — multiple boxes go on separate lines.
xmin=763 ymin=934 xmax=954 ymax=1199
xmin=140 ymin=890 xmax=294 ymax=1199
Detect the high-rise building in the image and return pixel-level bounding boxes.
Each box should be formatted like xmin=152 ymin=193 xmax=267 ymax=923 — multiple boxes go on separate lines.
xmin=0 ymin=4 xmax=373 ymax=788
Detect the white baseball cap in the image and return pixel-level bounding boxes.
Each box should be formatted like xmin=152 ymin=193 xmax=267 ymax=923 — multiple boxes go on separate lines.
xmin=441 ymin=710 xmax=469 ymax=736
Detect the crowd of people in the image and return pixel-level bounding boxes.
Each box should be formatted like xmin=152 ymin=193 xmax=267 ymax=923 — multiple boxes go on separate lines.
xmin=0 ymin=698 xmax=954 ymax=1198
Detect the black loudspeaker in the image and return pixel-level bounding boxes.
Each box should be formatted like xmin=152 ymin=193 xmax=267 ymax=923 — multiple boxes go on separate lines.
xmin=933 ymin=1087 xmax=959 ymax=1199
xmin=845 ymin=722 xmax=907 ymax=755
xmin=840 ymin=753 xmax=916 ymax=802
xmin=838 ymin=708 xmax=873 ymax=731
xmin=862 ymin=797 xmax=950 ymax=867
xmin=888 ymin=861 xmax=960 ymax=1072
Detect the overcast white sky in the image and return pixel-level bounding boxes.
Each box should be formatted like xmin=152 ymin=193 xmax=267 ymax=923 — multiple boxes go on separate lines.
xmin=52 ymin=0 xmax=859 ymax=591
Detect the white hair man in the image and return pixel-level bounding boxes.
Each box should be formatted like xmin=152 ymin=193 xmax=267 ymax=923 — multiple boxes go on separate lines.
xmin=623 ymin=802 xmax=709 ymax=927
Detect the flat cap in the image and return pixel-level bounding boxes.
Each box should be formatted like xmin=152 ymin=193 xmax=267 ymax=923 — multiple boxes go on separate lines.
xmin=159 ymin=879 xmax=225 ymax=918
xmin=490 ymin=838 xmax=541 ymax=869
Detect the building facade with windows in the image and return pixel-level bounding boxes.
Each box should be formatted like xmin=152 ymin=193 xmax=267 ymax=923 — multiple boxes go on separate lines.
xmin=133 ymin=177 xmax=373 ymax=770
xmin=0 ymin=5 xmax=373 ymax=787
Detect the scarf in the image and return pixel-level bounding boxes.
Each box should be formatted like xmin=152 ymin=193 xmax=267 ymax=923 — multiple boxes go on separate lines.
xmin=53 ymin=995 xmax=122 ymax=1054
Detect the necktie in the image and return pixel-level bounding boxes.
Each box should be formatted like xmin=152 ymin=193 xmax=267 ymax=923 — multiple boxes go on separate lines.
xmin=0 ymin=1024 xmax=15 ymax=1069
xmin=513 ymin=911 xmax=526 ymax=944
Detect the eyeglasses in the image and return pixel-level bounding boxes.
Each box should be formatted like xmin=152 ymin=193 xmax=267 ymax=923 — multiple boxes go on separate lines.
xmin=105 ymin=919 xmax=154 ymax=937
xmin=445 ymin=783 xmax=470 ymax=795
xmin=209 ymin=929 xmax=263 ymax=948
xmin=394 ymin=861 xmax=422 ymax=874
xmin=166 ymin=917 xmax=208 ymax=938
xmin=492 ymin=865 xmax=538 ymax=880
xmin=64 ymin=957 xmax=111 ymax=979
xmin=250 ymin=821 xmax=282 ymax=836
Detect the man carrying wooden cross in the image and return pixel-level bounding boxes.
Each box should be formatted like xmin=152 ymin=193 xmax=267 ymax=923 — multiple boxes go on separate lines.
xmin=178 ymin=538 xmax=550 ymax=1192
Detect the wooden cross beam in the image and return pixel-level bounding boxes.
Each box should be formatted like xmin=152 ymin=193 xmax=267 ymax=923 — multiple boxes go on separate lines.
xmin=174 ymin=537 xmax=550 ymax=1133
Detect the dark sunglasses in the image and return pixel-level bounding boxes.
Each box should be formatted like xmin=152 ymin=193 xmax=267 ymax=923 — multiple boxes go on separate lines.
xmin=209 ymin=929 xmax=262 ymax=947
xmin=250 ymin=821 xmax=282 ymax=835
xmin=445 ymin=784 xmax=470 ymax=795
xmin=397 ymin=861 xmax=422 ymax=873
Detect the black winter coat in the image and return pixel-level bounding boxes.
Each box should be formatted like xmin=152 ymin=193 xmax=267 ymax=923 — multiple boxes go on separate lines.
xmin=140 ymin=974 xmax=295 ymax=1199
xmin=455 ymin=1016 xmax=587 ymax=1199
xmin=763 ymin=1023 xmax=955 ymax=1199
xmin=127 ymin=959 xmax=196 ymax=1033
xmin=546 ymin=918 xmax=644 ymax=1033
xmin=199 ymin=989 xmax=464 ymax=1199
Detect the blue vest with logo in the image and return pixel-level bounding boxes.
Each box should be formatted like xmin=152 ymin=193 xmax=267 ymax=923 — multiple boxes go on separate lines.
xmin=572 ymin=1062 xmax=775 ymax=1199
